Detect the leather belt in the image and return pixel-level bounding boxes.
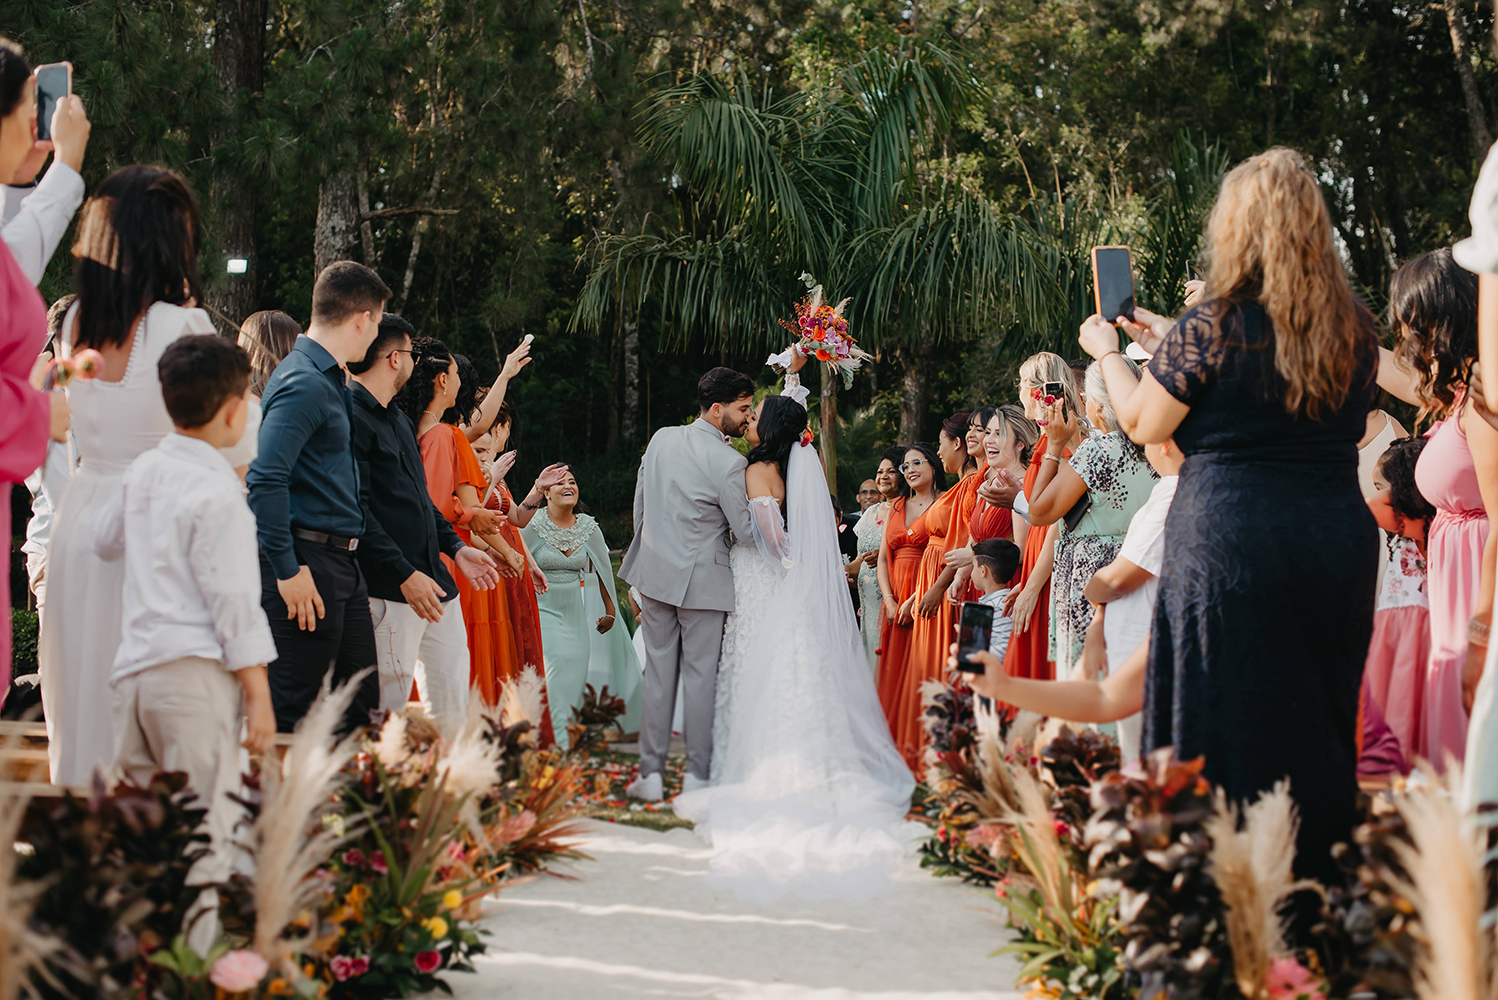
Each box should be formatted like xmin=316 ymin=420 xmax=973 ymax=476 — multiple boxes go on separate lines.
xmin=293 ymin=528 xmax=360 ymax=552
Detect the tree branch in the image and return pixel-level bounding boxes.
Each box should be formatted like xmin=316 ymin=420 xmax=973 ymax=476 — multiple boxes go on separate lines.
xmin=360 ymin=206 xmax=458 ymax=221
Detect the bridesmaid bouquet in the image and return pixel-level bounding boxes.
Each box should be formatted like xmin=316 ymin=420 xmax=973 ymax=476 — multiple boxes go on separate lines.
xmin=767 ymin=272 xmax=872 ymax=388
xmin=45 ymin=348 xmax=105 ymax=388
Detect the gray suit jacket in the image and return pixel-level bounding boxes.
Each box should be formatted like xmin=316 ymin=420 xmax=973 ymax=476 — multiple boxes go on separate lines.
xmin=620 ymin=418 xmax=754 ymax=612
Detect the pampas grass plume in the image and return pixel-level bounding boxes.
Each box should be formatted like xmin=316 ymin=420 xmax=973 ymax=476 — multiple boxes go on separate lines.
xmin=251 ymin=675 xmax=366 ymax=970
xmin=500 ymin=667 xmax=546 ymax=732
xmin=1204 ymin=782 xmax=1301 ymax=998
xmin=1388 ymin=764 xmax=1490 ymax=1000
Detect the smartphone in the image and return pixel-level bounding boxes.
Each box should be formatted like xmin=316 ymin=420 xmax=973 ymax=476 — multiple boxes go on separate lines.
xmin=34 ymin=63 xmax=72 ymax=143
xmin=1092 ymin=245 xmax=1136 ymax=324
xmin=1043 ymin=379 xmax=1067 ymax=421
xmin=1186 ymin=258 xmax=1206 ymax=282
xmin=956 ymin=601 xmax=995 ymax=673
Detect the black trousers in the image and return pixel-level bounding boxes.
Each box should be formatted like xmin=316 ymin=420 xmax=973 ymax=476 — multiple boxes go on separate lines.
xmin=260 ymin=540 xmax=380 ymax=734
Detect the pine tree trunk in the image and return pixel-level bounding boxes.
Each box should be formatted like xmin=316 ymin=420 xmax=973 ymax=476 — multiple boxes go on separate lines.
xmin=820 ymin=365 xmax=839 ymax=497
xmin=623 ymin=318 xmax=640 ymax=444
xmin=897 ymin=329 xmax=934 ymax=444
xmin=1445 ymin=0 xmax=1492 ymax=160
xmin=314 ymin=166 xmax=359 ymax=277
xmin=208 ymin=0 xmax=267 ymax=328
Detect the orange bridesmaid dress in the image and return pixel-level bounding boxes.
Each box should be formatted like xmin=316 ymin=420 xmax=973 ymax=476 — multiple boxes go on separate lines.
xmin=892 ymin=473 xmax=975 ymax=770
xmin=481 ymin=481 xmax=546 ymax=699
xmin=877 ymin=497 xmax=929 ymax=737
xmin=420 ymin=424 xmax=552 ymax=744
xmin=999 ymin=436 xmax=1069 ymax=705
xmin=968 ymin=477 xmax=1017 ymax=598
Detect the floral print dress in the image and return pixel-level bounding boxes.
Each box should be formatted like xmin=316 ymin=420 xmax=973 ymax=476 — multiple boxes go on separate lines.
xmin=1049 ymin=430 xmax=1158 ymax=676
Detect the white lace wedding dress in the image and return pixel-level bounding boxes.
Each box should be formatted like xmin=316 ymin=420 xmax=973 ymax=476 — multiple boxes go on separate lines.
xmin=673 ymin=441 xmax=916 ymax=902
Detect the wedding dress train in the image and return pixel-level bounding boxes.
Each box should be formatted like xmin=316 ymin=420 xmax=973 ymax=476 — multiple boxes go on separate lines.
xmin=673 ymin=441 xmax=916 ymax=902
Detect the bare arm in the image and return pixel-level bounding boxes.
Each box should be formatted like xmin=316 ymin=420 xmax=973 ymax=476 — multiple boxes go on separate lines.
xmin=1083 ymin=557 xmax=1153 ymax=605
xmin=1376 ymin=345 xmax=1426 ymax=407
xmin=1482 ymin=274 xmax=1498 ymax=413
xmin=954 ymin=638 xmax=1148 ymax=722
xmin=465 ymin=339 xmax=532 ymax=442
xmin=1463 ymin=399 xmax=1498 ymax=709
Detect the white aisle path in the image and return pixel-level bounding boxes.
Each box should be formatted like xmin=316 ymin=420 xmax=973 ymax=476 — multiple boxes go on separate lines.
xmin=451 ymin=819 xmax=1025 ymax=1000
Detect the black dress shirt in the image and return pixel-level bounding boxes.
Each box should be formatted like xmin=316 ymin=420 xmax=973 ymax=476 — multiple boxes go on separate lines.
xmin=247 ymin=335 xmax=365 ymax=580
xmin=348 ymin=381 xmax=466 ymax=602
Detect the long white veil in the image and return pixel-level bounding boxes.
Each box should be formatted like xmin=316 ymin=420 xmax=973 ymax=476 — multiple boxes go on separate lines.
xmin=674 ymin=440 xmax=916 ymax=901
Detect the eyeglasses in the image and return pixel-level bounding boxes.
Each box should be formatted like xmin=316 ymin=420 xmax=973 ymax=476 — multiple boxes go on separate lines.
xmin=389 ymin=349 xmax=413 ymax=358
xmin=899 ymin=459 xmax=927 ymax=472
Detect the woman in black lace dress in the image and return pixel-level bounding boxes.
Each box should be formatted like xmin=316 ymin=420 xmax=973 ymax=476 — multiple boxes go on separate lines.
xmin=1080 ymin=148 xmax=1379 ymax=888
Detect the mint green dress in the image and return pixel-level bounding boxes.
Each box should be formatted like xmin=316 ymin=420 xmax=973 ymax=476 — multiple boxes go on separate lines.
xmin=522 ymin=511 xmax=642 ymax=749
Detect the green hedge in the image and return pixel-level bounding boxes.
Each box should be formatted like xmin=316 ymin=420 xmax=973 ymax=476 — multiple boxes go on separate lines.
xmin=11 ymin=607 xmax=38 ymax=677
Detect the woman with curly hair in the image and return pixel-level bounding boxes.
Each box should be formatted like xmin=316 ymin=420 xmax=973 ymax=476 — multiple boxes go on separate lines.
xmin=1375 ymin=248 xmax=1494 ymax=769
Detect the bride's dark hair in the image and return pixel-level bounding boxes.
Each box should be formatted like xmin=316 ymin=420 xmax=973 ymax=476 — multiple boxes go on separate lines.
xmin=745 ymin=394 xmax=808 ymax=485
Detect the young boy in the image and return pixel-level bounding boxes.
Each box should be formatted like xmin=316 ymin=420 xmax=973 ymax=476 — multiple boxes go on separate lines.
xmin=94 ymin=335 xmax=277 ymax=884
xmin=970 ymin=538 xmax=1021 ymax=662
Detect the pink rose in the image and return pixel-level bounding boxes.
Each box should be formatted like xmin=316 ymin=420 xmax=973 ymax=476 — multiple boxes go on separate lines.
xmin=414 ymin=951 xmax=442 ymax=974
xmin=496 ymin=809 xmax=537 ymax=845
xmin=342 ymin=848 xmax=366 ymax=868
xmin=1265 ymin=957 xmax=1327 ymax=1000
xmin=329 ymin=955 xmax=371 ymax=982
xmin=209 ymin=950 xmax=268 ymax=993
xmin=370 ymin=850 xmax=388 ymax=875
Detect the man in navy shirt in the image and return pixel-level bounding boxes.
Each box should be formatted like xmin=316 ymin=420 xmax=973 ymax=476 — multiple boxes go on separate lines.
xmin=247 ymin=261 xmax=389 ymax=731
xmin=347 ymin=314 xmax=500 ymax=726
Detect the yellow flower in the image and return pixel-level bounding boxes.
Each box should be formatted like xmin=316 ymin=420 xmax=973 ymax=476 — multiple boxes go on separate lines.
xmin=268 ymin=979 xmax=294 ymax=996
xmin=425 ymin=916 xmax=449 ymax=938
xmin=346 ymin=884 xmax=371 ymax=906
xmin=442 ymin=890 xmax=464 ymax=911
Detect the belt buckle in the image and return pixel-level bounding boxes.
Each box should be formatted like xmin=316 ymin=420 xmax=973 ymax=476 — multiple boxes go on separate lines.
xmin=347 ymin=537 xmax=359 ymax=552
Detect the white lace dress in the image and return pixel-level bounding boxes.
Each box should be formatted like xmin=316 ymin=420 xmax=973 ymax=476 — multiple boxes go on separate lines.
xmin=674 ymin=443 xmax=916 ymax=902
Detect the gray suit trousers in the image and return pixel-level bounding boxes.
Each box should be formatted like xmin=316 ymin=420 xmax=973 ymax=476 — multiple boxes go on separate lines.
xmin=636 ymin=593 xmax=724 ymax=781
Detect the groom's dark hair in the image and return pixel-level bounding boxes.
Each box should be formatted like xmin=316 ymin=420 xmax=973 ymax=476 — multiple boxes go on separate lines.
xmin=698 ymin=367 xmax=756 ymax=411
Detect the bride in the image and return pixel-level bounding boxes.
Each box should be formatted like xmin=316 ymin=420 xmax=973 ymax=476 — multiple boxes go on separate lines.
xmin=672 ymin=372 xmax=916 ymax=901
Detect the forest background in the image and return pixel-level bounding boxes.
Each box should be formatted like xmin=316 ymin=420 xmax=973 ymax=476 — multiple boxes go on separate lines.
xmin=7 ymin=0 xmax=1497 ymax=547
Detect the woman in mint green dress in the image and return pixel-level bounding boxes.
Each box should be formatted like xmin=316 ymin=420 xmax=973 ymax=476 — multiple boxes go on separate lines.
xmin=521 ymin=469 xmax=641 ymax=748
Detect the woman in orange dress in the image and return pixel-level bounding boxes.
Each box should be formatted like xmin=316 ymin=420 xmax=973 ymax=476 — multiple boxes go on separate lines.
xmin=1000 ymin=354 xmax=1083 ymax=698
xmin=893 ymin=419 xmax=976 ymax=769
xmin=397 ymin=340 xmax=554 ymax=743
xmin=876 ymin=444 xmax=946 ymax=746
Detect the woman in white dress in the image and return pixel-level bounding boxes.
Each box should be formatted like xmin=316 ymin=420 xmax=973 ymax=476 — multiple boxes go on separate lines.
xmin=38 ymin=166 xmax=218 ymax=786
xmin=674 ymin=373 xmax=916 ymax=902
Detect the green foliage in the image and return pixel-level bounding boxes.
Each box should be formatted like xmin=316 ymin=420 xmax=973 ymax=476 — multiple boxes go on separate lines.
xmin=10 ymin=608 xmax=38 ymax=678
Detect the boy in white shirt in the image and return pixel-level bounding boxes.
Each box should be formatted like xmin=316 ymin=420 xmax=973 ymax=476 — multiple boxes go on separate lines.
xmin=94 ymin=335 xmax=276 ymax=887
xmin=971 ymin=538 xmax=1021 ymax=661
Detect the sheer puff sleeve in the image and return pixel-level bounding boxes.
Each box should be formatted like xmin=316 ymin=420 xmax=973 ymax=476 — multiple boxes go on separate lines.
xmin=749 ymin=495 xmax=793 ymax=567
xmin=1148 ymin=302 xmax=1232 ymax=407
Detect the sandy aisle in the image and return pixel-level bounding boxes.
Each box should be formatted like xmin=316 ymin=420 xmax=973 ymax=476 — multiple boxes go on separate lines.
xmin=451 ymin=818 xmax=1024 ymax=1000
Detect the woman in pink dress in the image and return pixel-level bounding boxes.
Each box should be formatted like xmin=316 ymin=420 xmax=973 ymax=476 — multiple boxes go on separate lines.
xmin=1379 ymin=249 xmax=1498 ymax=770
xmin=0 ymin=43 xmax=71 ymax=703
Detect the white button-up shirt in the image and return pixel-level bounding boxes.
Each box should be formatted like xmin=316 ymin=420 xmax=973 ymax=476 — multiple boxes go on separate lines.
xmin=94 ymin=433 xmax=277 ymax=683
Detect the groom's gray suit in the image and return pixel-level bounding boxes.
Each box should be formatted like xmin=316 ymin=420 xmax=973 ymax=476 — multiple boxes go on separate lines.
xmin=621 ymin=417 xmax=755 ymax=782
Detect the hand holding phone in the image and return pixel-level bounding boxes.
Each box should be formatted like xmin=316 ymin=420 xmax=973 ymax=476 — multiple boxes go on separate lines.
xmin=956 ymin=600 xmax=995 ymax=674
xmin=34 ymin=63 xmax=71 ymax=144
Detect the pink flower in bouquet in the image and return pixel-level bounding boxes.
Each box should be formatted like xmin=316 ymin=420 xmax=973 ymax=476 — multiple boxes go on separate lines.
xmin=342 ymin=848 xmax=366 ymax=868
xmin=209 ymin=950 xmax=268 ymax=993
xmin=496 ymin=809 xmax=537 ymax=845
xmin=414 ymin=951 xmax=442 ymax=974
xmin=369 ymin=850 xmax=388 ymax=874
xmin=329 ymin=955 xmax=370 ymax=982
xmin=1265 ymin=957 xmax=1327 ymax=1000
xmin=964 ymin=823 xmax=1002 ymax=851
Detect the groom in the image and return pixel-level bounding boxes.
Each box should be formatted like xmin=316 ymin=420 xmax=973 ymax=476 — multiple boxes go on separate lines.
xmin=621 ymin=367 xmax=758 ymax=802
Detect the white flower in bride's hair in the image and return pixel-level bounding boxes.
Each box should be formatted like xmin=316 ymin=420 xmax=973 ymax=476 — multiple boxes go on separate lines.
xmin=374 ymin=712 xmax=409 ymax=770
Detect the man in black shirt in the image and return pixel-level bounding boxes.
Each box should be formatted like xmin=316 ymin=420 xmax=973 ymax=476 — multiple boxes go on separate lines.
xmin=246 ymin=262 xmax=388 ymax=731
xmin=347 ymin=315 xmax=499 ymax=726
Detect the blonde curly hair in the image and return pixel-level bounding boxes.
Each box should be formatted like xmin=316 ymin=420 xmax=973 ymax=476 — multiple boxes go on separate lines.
xmin=1201 ymin=147 xmax=1373 ymax=420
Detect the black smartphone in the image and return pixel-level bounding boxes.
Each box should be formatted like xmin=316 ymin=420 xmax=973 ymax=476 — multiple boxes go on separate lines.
xmin=1042 ymin=379 xmax=1067 ymax=421
xmin=1092 ymin=245 xmax=1136 ymax=323
xmin=956 ymin=601 xmax=995 ymax=673
xmin=34 ymin=63 xmax=72 ymax=143
xmin=1186 ymin=258 xmax=1206 ymax=282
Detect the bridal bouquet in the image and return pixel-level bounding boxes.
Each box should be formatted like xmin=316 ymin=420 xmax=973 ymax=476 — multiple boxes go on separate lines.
xmin=767 ymin=273 xmax=872 ymax=388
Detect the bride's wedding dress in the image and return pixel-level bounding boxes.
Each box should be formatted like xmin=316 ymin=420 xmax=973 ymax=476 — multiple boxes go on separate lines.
xmin=673 ymin=440 xmax=916 ymax=901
